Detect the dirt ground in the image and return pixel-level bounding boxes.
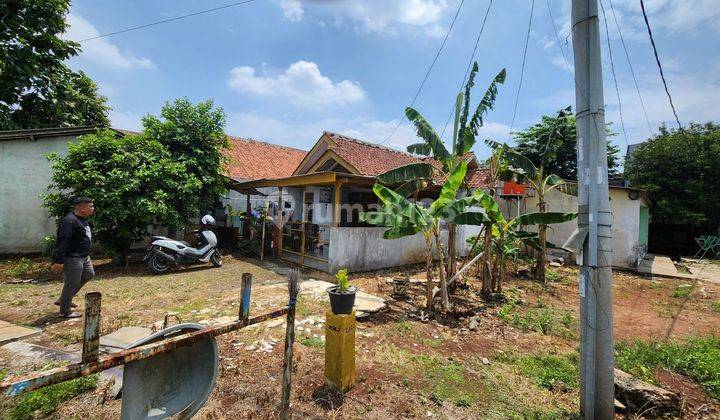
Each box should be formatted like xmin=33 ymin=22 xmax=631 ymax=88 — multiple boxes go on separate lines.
xmin=1 ymin=255 xmax=719 ymax=419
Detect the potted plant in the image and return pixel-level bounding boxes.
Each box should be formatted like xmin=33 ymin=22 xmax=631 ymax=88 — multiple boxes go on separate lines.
xmin=327 ymin=268 xmax=356 ymax=314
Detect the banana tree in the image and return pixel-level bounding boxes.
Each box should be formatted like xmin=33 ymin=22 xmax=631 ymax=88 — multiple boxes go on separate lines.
xmin=404 ymin=62 xmax=506 ymax=280
xmin=455 ymin=203 xmax=577 ymax=293
xmin=361 ymin=160 xmax=494 ymax=310
xmin=487 ymin=137 xmax=575 ymax=281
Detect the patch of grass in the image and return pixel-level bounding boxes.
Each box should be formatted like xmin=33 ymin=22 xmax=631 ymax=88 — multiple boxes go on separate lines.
xmin=546 ymin=270 xmax=561 ymax=283
xmin=647 ymin=281 xmax=664 ymax=289
xmin=711 ymin=301 xmax=720 ymax=313
xmin=9 ymin=375 xmax=97 ymax=420
xmin=382 ymin=346 xmax=480 ymax=407
xmin=391 ymin=321 xmax=413 ymax=336
xmin=498 ymin=301 xmax=577 ymax=340
xmin=1 ymin=258 xmax=47 ymax=280
xmin=503 ymin=353 xmax=579 ymax=391
xmin=300 ymin=336 xmax=324 ymax=347
xmin=615 ymin=336 xmax=720 ymax=398
xmin=672 ymin=284 xmax=693 ymax=298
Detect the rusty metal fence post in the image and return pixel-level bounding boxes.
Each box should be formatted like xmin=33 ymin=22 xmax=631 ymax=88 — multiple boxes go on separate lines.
xmin=279 ymin=269 xmax=300 ymax=420
xmin=82 ymin=292 xmax=102 ymax=363
xmin=239 ymin=273 xmax=252 ymax=322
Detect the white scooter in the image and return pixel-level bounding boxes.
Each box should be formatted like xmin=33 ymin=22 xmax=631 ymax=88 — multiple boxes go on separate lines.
xmin=144 ymin=215 xmax=222 ymax=274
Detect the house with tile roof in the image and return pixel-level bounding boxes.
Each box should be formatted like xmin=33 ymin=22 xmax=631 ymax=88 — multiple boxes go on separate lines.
xmin=228 ymin=131 xmax=489 ymax=273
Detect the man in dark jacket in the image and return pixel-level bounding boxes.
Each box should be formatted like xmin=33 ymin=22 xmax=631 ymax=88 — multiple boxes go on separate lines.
xmin=51 ymin=197 xmax=96 ymax=318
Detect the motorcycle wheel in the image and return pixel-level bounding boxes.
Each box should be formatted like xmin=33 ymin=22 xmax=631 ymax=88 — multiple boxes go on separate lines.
xmin=210 ymin=250 xmax=222 ymax=268
xmin=148 ymin=253 xmax=171 ymax=274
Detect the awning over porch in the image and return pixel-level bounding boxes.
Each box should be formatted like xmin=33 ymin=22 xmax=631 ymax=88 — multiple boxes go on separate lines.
xmin=226 ymin=171 xmax=376 ymax=191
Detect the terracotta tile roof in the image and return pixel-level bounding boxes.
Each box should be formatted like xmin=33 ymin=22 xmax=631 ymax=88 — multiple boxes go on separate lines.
xmin=224 ymin=136 xmax=306 ymax=180
xmin=324 ymin=131 xmax=421 ymax=176
xmin=323 ymin=131 xmax=491 ymax=189
xmin=466 ymin=168 xmax=491 ymax=189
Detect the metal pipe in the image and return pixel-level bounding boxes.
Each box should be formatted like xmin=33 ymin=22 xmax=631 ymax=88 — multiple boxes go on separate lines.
xmin=1 ymin=307 xmax=289 ymax=396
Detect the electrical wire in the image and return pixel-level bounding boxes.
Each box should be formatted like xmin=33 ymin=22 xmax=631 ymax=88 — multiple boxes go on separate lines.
xmin=77 ymin=0 xmax=257 ymax=42
xmin=639 ymin=0 xmax=682 ymax=131
xmin=378 ymin=0 xmax=466 ymax=145
xmin=439 ymin=0 xmax=494 ymax=139
xmin=607 ymin=0 xmax=653 ymax=136
xmin=507 ymin=0 xmax=535 ymax=141
xmin=599 ymin=0 xmax=629 ymax=150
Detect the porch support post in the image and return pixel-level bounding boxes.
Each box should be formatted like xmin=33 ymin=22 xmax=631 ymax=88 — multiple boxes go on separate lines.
xmin=243 ymin=193 xmax=252 ymax=238
xmin=278 ymin=187 xmax=284 ymax=256
xmin=333 ymin=181 xmax=344 ymax=227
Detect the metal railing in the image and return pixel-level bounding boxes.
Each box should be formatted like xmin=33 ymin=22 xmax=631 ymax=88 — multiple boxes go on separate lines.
xmin=1 ymin=273 xmax=296 ymax=397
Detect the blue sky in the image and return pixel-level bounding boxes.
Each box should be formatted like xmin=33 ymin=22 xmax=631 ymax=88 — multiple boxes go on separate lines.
xmin=65 ymin=0 xmax=720 ymax=158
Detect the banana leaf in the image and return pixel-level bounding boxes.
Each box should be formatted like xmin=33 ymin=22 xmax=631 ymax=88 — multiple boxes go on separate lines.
xmin=452 ymin=211 xmax=491 ymax=226
xmin=376 ymin=162 xmax=433 ymax=185
xmin=405 ymin=107 xmax=450 ymax=161
xmin=429 ymin=160 xmax=467 ymax=216
xmin=467 ymin=68 xmax=507 ymax=145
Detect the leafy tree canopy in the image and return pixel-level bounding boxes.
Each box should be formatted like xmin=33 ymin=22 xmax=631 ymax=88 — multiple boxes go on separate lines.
xmin=0 ymin=0 xmax=110 ymax=129
xmin=625 ymin=122 xmax=720 ymax=226
xmin=142 ymin=98 xmax=228 ymax=214
xmin=513 ymin=107 xmax=620 ymax=181
xmin=43 ymin=129 xmax=202 ymax=256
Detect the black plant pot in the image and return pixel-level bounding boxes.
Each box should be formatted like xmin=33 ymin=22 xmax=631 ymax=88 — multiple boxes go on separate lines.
xmin=327 ymin=286 xmax=357 ymax=315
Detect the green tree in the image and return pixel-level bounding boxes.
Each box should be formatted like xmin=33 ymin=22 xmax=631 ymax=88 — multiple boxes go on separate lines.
xmin=405 ymin=62 xmax=506 ymax=284
xmin=43 ymin=129 xmax=201 ymax=260
xmin=625 ymin=123 xmax=720 ymax=227
xmin=0 ymin=0 xmax=110 ymax=129
xmin=513 ymin=107 xmax=620 ymax=181
xmin=142 ymin=98 xmax=228 ymax=215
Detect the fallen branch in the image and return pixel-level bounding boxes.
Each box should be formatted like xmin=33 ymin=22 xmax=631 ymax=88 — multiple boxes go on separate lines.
xmin=432 ymin=251 xmax=484 ymax=300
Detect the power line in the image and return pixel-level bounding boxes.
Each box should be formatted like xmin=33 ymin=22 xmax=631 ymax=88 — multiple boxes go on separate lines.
xmin=606 ymin=0 xmax=653 ymax=136
xmin=599 ymin=0 xmax=629 ymax=149
xmin=639 ymin=0 xmax=683 ymax=131
xmin=379 ymin=0 xmax=466 ymax=145
xmin=439 ymin=0 xmax=494 ymax=139
xmin=77 ymin=0 xmax=257 ymax=42
xmin=508 ymin=0 xmax=535 ymax=141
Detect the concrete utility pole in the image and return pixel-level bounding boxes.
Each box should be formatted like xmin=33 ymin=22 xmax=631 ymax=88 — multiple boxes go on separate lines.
xmin=571 ymin=0 xmax=615 ymax=418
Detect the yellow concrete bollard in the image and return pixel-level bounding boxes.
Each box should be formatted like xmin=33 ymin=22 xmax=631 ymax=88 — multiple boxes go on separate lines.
xmin=324 ymin=310 xmax=356 ymax=391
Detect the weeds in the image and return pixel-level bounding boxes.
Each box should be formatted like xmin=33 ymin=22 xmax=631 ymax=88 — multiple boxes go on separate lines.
xmin=615 ymin=336 xmax=720 ymax=398
xmin=502 ymin=353 xmax=579 ymax=391
xmin=382 ymin=345 xmax=480 ymax=407
xmin=711 ymin=301 xmax=720 ymax=313
xmin=498 ymin=300 xmax=577 ymax=340
xmin=672 ymin=284 xmax=693 ymax=298
xmin=1 ymin=258 xmax=47 ymax=280
xmin=300 ymin=337 xmax=324 ymax=347
xmin=8 ymin=375 xmax=97 ymax=419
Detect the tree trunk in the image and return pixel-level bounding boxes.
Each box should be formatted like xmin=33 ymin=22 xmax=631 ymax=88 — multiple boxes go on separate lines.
xmin=536 ymin=201 xmax=547 ymax=282
xmin=424 ymin=232 xmax=434 ymax=311
xmin=481 ymin=226 xmax=493 ymax=295
xmin=433 ymin=226 xmax=450 ymax=310
xmin=447 ymin=223 xmax=457 ymax=279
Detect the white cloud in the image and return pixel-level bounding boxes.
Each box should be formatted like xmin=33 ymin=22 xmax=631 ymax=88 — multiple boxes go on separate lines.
xmin=227 ymin=60 xmax=365 ymax=108
xmin=279 ymin=0 xmax=303 ymax=22
xmin=65 ymin=14 xmax=154 ymax=69
xmin=109 ymin=109 xmax=143 ymax=131
xmin=226 ymin=112 xmax=418 ymax=151
xmin=278 ymin=0 xmax=451 ymax=36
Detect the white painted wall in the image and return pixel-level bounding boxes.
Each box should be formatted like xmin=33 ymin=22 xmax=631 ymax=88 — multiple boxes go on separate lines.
xmin=509 ymin=188 xmax=649 ymax=268
xmin=0 ymin=135 xmax=78 ymax=254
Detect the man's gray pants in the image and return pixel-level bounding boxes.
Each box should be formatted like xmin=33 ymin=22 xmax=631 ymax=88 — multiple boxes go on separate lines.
xmin=60 ymin=256 xmax=94 ymax=315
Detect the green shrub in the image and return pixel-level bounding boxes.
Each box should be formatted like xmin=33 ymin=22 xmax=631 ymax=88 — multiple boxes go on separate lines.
xmin=616 ymin=336 xmax=720 ymax=398
xmin=672 ymin=284 xmax=693 ymax=298
xmin=9 ymin=375 xmax=97 ymax=419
